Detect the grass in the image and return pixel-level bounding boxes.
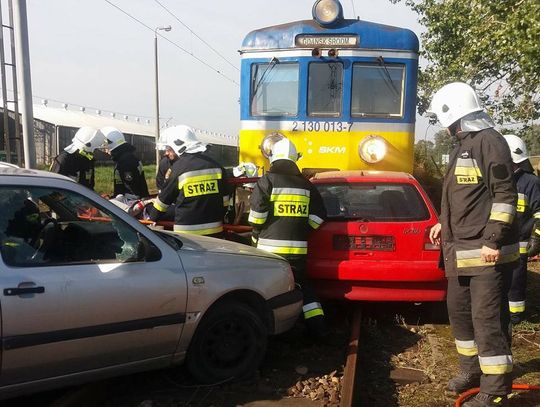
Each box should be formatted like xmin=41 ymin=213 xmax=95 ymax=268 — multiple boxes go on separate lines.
xmin=92 ymin=165 xmax=157 ymax=196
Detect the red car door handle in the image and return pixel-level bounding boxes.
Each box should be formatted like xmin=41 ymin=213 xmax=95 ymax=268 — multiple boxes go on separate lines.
xmin=4 ymin=286 xmax=45 ymax=296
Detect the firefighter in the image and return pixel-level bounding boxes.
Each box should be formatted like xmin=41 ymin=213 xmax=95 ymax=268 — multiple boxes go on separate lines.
xmin=147 ymin=125 xmax=229 ymax=237
xmin=101 ymin=127 xmax=149 ymax=198
xmin=248 ymin=136 xmax=328 ymax=339
xmin=50 ymin=127 xmax=105 ymax=190
xmin=503 ymin=134 xmax=540 ymax=324
xmin=428 ymin=82 xmax=519 ymax=407
xmin=156 ymin=140 xmax=178 ymax=193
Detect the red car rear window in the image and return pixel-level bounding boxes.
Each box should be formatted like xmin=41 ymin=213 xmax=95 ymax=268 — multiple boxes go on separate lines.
xmin=316 ymin=183 xmax=430 ymax=222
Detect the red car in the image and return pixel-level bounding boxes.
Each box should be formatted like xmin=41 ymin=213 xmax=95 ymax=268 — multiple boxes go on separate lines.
xmin=307 ymin=171 xmax=446 ymax=302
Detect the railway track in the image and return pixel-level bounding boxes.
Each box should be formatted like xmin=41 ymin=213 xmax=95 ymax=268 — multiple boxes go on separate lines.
xmin=340 ymin=305 xmax=362 ymax=407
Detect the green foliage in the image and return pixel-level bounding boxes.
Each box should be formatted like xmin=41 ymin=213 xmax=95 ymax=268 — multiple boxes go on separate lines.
xmin=94 ymin=165 xmax=156 ymax=196
xmin=391 ymin=0 xmax=540 ymax=127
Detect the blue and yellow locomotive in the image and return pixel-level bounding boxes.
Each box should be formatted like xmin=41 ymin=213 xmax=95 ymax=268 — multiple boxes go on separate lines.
xmin=239 ymin=0 xmax=419 ymax=174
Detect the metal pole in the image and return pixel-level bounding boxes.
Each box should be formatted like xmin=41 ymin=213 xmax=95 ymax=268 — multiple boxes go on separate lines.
xmin=12 ymin=0 xmax=34 ymax=168
xmin=154 ymin=31 xmax=160 ymax=173
xmin=0 ymin=4 xmax=11 ymax=163
xmin=8 ymin=0 xmax=22 ymax=166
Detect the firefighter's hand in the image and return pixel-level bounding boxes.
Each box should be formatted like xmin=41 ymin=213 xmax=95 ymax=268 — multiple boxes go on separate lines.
xmin=527 ymin=233 xmax=540 ymax=258
xmin=481 ymin=245 xmax=500 ymax=263
xmin=429 ymin=223 xmax=441 ymax=245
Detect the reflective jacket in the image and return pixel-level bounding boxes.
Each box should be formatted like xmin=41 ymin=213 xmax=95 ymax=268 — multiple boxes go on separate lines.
xmin=440 ymin=128 xmax=519 ymax=276
xmin=248 ymin=160 xmax=326 ymax=259
xmin=111 ymin=143 xmax=149 ymax=198
xmin=514 ymin=168 xmax=540 ymax=255
xmin=50 ymin=150 xmax=95 ymax=190
xmin=148 ymin=153 xmax=229 ymax=235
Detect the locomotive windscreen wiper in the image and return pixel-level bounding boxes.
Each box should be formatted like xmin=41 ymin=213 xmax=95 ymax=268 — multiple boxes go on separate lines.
xmin=376 ymin=56 xmax=400 ymax=98
xmin=251 ymin=57 xmax=279 ymax=103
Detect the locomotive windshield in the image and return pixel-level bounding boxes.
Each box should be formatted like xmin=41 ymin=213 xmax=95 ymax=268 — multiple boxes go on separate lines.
xmin=351 ymin=63 xmax=405 ymax=117
xmin=250 ymin=62 xmax=299 ymax=116
xmin=308 ymin=62 xmax=343 ymax=117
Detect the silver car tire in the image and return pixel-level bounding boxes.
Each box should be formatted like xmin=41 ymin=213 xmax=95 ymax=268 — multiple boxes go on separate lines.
xmin=186 ymin=300 xmax=268 ymax=383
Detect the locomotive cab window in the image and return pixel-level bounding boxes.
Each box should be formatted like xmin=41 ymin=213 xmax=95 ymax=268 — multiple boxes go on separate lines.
xmin=250 ymin=62 xmax=299 ymax=116
xmin=308 ymin=62 xmax=343 ymax=117
xmin=351 ymin=63 xmax=405 ymax=117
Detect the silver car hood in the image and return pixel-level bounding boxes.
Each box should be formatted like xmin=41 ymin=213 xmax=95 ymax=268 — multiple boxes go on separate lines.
xmin=156 ymin=230 xmax=284 ymax=261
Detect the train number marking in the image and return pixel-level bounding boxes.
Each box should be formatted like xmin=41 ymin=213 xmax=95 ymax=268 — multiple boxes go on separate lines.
xmin=292 ymin=121 xmax=353 ymax=132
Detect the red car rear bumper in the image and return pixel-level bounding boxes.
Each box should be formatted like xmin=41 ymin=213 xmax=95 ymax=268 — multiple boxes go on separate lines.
xmin=307 ymin=259 xmax=447 ymax=301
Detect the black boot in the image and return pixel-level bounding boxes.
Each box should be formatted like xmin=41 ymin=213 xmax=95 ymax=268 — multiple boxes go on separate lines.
xmin=446 ymin=371 xmax=481 ymax=394
xmin=462 ymin=392 xmax=508 ymax=406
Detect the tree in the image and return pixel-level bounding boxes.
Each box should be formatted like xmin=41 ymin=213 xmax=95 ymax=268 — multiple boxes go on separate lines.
xmin=391 ymin=0 xmax=540 ymax=128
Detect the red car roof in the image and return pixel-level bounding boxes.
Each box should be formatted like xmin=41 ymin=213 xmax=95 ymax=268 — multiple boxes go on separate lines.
xmin=311 ymin=170 xmax=416 ymax=184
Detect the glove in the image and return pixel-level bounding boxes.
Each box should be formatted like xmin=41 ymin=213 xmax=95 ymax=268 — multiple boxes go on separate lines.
xmin=527 ymin=221 xmax=540 ymax=258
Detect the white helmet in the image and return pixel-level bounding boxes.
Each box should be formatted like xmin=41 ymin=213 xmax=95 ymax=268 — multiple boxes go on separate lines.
xmin=269 ymin=138 xmax=300 ymax=163
xmin=233 ymin=162 xmax=258 ymax=177
xmin=503 ymin=134 xmax=528 ymax=164
xmin=101 ymin=127 xmax=126 ymax=151
xmin=161 ymin=125 xmax=207 ymax=156
xmin=426 ymin=82 xmax=483 ymax=128
xmin=64 ymin=127 xmax=105 ymax=153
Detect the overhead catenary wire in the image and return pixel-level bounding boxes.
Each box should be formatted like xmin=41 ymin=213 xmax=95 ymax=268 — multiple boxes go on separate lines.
xmin=153 ymin=0 xmax=239 ymax=72
xmin=104 ymin=0 xmax=239 ymax=86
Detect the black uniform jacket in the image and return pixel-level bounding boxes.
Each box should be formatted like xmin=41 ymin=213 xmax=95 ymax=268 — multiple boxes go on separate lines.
xmin=111 ymin=143 xmax=149 ymax=198
xmin=149 ymin=153 xmax=229 ymax=235
xmin=156 ymin=156 xmax=176 ymax=192
xmin=248 ymin=159 xmax=326 ymax=260
xmin=514 ymin=168 xmax=540 ymax=253
xmin=50 ymin=150 xmax=95 ymax=190
xmin=440 ymin=128 xmax=519 ymax=276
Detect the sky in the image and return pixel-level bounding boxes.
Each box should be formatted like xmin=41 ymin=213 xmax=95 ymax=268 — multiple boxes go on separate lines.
xmin=19 ymin=0 xmax=439 ymax=141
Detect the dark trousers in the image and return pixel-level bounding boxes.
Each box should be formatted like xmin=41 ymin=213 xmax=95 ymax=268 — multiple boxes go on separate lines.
xmin=508 ymin=255 xmax=527 ymax=315
xmin=447 ymin=270 xmax=513 ymax=395
xmin=288 ymin=257 xmax=326 ymax=335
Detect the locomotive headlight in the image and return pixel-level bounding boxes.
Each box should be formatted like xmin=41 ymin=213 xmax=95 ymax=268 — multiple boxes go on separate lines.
xmin=260 ymin=133 xmax=285 ymax=158
xmin=312 ymin=0 xmax=343 ymax=26
xmin=358 ymin=135 xmax=387 ymax=163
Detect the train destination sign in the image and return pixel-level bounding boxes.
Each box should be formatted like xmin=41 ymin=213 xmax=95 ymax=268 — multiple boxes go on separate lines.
xmin=295 ymin=35 xmax=359 ymax=48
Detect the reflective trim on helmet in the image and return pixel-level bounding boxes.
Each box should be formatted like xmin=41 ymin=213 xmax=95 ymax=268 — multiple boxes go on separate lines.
xmin=153 ymin=198 xmax=169 ymax=213
xmin=248 ymin=209 xmax=268 ymax=225
xmin=455 ymin=243 xmax=519 ymax=268
xmin=455 ymin=339 xmax=478 ymax=356
xmin=173 ymin=221 xmax=223 ymax=236
xmin=509 ymin=300 xmax=525 ymax=313
xmin=479 ymin=355 xmax=513 ymax=375
xmin=489 ymin=203 xmax=515 ymax=224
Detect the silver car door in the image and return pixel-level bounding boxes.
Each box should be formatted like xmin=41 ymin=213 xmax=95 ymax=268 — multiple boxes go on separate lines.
xmin=0 ymin=185 xmax=187 ymax=386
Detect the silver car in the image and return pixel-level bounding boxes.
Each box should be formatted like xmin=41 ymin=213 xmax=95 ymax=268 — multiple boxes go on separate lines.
xmin=0 ymin=167 xmax=302 ymax=399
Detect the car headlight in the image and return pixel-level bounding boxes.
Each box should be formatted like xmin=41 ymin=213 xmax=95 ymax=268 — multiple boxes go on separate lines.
xmin=312 ymin=0 xmax=343 ymax=26
xmin=358 ymin=135 xmax=387 ymax=163
xmin=259 ymin=133 xmax=285 ymax=159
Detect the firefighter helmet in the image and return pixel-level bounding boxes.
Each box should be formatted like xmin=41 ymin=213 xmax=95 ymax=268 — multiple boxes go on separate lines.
xmin=65 ymin=127 xmax=106 ymax=153
xmin=503 ymin=134 xmax=529 ymax=164
xmin=427 ymin=82 xmax=484 ymax=128
xmin=269 ymin=138 xmax=300 ymax=163
xmin=161 ymin=125 xmax=207 ymax=156
xmin=101 ymin=127 xmax=126 ymax=152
